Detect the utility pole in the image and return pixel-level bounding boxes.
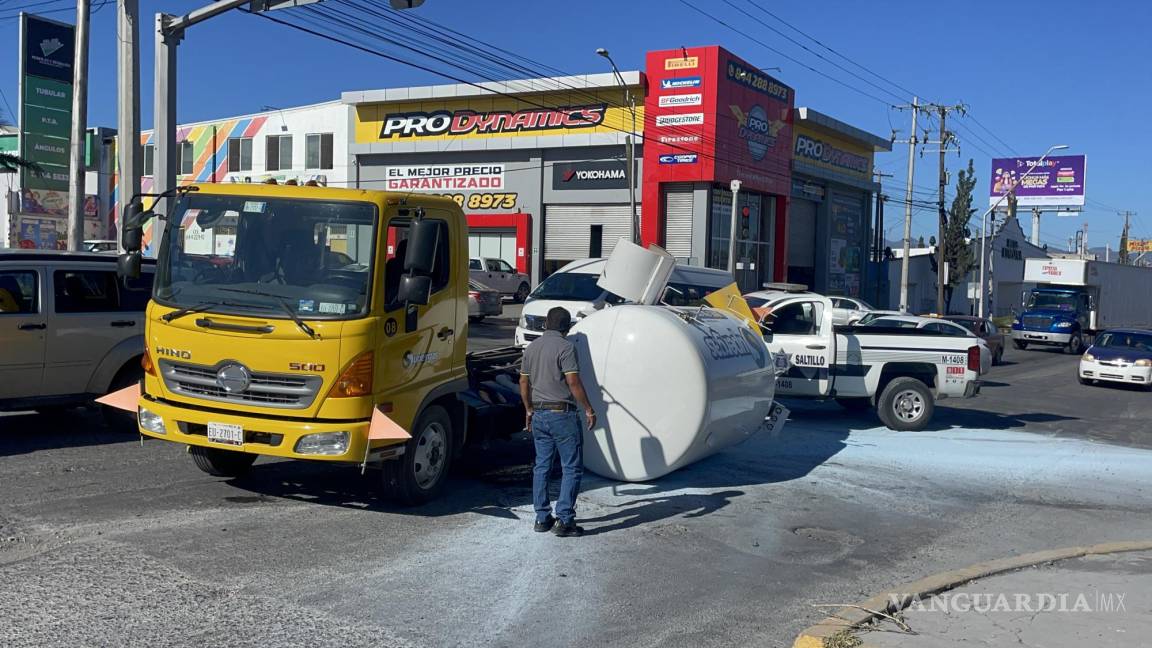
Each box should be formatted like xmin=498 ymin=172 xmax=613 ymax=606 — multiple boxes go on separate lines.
xmin=1119 ymin=211 xmax=1135 ymax=265
xmin=117 ymin=0 xmax=141 ymax=251
xmin=927 ymin=103 xmax=964 ymax=314
xmin=727 ymin=179 xmax=742 ymax=277
xmin=1031 ymin=207 xmax=1042 ymax=246
xmin=894 ymin=97 xmax=920 ymax=314
xmin=872 ymin=170 xmax=893 ymax=307
xmin=66 ymin=0 xmax=91 ymax=251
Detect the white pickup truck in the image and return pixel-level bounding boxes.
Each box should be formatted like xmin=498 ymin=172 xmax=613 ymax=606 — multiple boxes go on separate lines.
xmin=745 ymin=285 xmax=983 ymax=431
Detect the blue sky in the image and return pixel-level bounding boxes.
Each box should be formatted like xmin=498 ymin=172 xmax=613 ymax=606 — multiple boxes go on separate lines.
xmin=2 ymin=0 xmax=1150 ymax=250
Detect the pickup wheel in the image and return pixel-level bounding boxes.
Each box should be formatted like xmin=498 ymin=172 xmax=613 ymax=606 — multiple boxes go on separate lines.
xmin=189 ymin=446 xmax=258 ymax=477
xmin=877 ymin=377 xmax=935 ymax=432
xmin=514 ymin=282 xmax=530 ymax=303
xmin=835 ymin=398 xmax=872 ymax=412
xmin=1013 ymin=340 xmax=1029 ymax=350
xmin=383 ymin=405 xmax=453 ymax=506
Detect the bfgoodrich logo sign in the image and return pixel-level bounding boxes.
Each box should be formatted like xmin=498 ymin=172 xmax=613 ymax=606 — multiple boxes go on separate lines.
xmin=552 ymin=161 xmax=632 ymax=190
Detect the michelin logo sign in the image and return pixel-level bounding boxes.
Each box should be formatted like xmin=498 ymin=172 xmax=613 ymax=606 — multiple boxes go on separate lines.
xmin=661 ymin=76 xmax=701 ymax=89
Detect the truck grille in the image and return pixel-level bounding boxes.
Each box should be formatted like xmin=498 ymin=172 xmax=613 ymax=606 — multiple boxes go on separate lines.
xmin=523 ymin=314 xmax=546 ymax=332
xmin=1021 ymin=314 xmax=1053 ymax=330
xmin=160 ymin=360 xmax=322 ymax=410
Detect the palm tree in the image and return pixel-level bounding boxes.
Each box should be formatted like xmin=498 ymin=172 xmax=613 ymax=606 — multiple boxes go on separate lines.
xmin=0 ymin=111 xmax=43 ymax=176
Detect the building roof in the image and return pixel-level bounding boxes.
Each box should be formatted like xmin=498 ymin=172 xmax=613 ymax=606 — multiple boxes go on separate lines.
xmin=342 ymin=71 xmax=644 ymax=105
xmin=794 ymin=107 xmax=892 ymax=152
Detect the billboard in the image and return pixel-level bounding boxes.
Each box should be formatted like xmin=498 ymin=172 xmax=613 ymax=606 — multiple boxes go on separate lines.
xmin=18 ymin=13 xmax=75 ymax=238
xmin=1128 ymin=240 xmax=1152 ymax=253
xmin=643 ymin=45 xmax=794 ymax=196
xmin=989 ymin=155 xmax=1086 ymax=207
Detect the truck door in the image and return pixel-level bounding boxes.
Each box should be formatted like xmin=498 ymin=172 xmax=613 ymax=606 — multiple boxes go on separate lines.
xmin=485 ymin=259 xmax=510 ymax=294
xmin=760 ymin=298 xmax=834 ymax=397
xmin=0 ymin=268 xmax=46 ymax=400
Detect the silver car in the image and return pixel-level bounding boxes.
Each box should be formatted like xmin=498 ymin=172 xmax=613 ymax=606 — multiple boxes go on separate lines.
xmin=468 ymin=280 xmax=503 ymax=322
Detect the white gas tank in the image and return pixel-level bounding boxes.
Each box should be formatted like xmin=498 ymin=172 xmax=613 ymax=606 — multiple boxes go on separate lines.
xmin=569 ymin=304 xmax=778 ymax=481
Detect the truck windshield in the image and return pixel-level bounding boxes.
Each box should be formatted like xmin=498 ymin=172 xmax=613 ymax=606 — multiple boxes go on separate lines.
xmin=1026 ymin=291 xmax=1078 ymax=310
xmin=1095 ymin=332 xmax=1152 ymax=350
xmin=154 ymin=194 xmax=377 ymax=319
xmin=530 ymin=272 xmax=622 ymax=303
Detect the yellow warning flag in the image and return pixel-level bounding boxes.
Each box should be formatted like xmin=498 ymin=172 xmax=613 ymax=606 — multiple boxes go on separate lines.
xmin=705 ymin=282 xmax=763 ymax=338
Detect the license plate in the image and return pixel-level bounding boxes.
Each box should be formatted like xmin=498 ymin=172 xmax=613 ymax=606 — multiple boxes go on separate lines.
xmin=207 ymin=422 xmax=243 ymax=446
xmin=765 ymin=402 xmax=790 ymax=437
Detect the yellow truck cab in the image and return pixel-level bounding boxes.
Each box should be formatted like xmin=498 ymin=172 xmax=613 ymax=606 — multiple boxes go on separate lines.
xmin=118 ymin=183 xmax=497 ymax=503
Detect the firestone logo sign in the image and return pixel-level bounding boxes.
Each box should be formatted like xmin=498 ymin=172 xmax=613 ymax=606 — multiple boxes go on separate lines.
xmin=730 ymin=105 xmax=785 ymax=161
xmin=379 ymin=105 xmax=607 ymax=138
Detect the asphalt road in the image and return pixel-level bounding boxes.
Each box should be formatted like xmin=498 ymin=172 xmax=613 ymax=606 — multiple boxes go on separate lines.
xmin=2 ymin=321 xmax=1151 ymax=647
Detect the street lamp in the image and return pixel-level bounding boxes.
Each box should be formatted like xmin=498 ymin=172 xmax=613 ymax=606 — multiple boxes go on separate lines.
xmin=977 ymin=143 xmax=1068 ymax=318
xmin=596 ymin=48 xmax=639 ymax=244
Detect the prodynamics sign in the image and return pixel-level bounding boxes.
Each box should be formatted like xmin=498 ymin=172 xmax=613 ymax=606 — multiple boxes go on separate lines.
xmin=373 ymin=105 xmax=607 ymax=139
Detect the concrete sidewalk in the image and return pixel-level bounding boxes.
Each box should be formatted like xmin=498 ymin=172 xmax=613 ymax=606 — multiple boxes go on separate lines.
xmin=859 ymin=550 xmax=1152 ymax=647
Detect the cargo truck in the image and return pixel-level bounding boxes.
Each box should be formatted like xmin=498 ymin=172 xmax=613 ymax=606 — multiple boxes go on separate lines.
xmin=104 ymin=184 xmax=785 ymax=504
xmin=1012 ymin=258 xmax=1152 ymax=354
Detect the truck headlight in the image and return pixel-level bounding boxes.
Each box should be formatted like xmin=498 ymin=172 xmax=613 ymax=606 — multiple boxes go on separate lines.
xmin=1055 ymin=321 xmax=1073 ymax=328
xmin=294 ymin=431 xmax=349 ymax=456
xmin=1135 ymin=359 xmax=1151 ymax=367
xmin=138 ymin=407 xmax=166 ymax=434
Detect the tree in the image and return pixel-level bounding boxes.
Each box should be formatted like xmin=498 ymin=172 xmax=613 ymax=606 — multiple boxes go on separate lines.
xmin=0 ymin=111 xmax=43 ymax=176
xmin=943 ymin=159 xmax=977 ymax=312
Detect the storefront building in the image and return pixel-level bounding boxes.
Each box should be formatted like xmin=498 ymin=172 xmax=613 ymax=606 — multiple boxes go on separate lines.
xmin=787 ymin=107 xmax=890 ymax=298
xmin=343 ymin=73 xmax=643 ymax=283
xmin=642 ymin=46 xmax=795 ymax=292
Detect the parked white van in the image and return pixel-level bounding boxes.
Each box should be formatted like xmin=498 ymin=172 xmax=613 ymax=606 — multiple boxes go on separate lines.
xmin=514 ymin=258 xmax=734 ymax=346
xmin=0 ymin=250 xmax=155 ymax=425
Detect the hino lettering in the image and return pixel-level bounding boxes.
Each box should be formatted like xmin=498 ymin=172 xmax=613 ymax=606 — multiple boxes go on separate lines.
xmin=379 ymin=105 xmax=607 ymax=138
xmin=155 ymin=346 xmax=192 ymax=360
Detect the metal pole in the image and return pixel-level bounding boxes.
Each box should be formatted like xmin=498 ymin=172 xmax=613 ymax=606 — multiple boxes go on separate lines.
xmin=627 ymin=93 xmax=638 ymax=244
xmin=1031 ymin=207 xmax=1041 ymax=246
xmin=898 ymin=97 xmax=919 ymax=313
xmin=153 ymin=14 xmax=179 ymax=221
xmin=67 ymin=0 xmax=92 ymax=251
xmin=727 ymin=179 xmax=742 ymax=276
xmin=117 ymin=0 xmax=140 ymax=251
xmin=935 ymin=107 xmax=948 ymax=314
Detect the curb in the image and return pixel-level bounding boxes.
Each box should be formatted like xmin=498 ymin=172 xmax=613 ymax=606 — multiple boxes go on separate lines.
xmin=792 ymin=540 xmax=1152 ymax=648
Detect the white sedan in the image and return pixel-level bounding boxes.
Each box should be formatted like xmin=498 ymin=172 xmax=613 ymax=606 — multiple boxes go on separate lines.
xmin=864 ymin=315 xmax=993 ymax=374
xmin=830 ymin=296 xmax=875 ymax=326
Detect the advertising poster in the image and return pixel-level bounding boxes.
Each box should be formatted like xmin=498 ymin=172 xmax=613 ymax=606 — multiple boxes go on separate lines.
xmin=17 ymin=216 xmax=65 ymax=249
xmin=20 ymin=14 xmax=75 ymax=195
xmin=989 ymin=155 xmax=1086 ymax=207
xmin=829 ymin=194 xmax=863 ymax=297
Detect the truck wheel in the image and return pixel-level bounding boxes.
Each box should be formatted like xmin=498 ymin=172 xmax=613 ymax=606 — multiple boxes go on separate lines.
xmin=383 ymin=405 xmax=453 ymax=506
xmin=835 ymin=398 xmax=872 ymax=412
xmin=877 ymin=378 xmax=935 ymax=432
xmin=101 ymin=362 xmax=143 ymax=432
xmin=1013 ymin=340 xmax=1028 ymax=350
xmin=189 ymin=446 xmax=258 ymax=477
xmin=1064 ymin=333 xmax=1083 ymax=355
xmin=514 ymin=282 xmax=530 ymax=303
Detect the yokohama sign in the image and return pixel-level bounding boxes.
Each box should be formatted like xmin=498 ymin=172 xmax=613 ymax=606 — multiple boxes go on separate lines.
xmin=380 ymin=105 xmax=607 ymax=138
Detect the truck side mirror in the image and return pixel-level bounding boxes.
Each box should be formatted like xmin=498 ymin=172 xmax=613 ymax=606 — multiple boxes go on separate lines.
xmin=404 ymin=219 xmax=441 ymax=275
xmin=398 ymin=274 xmax=432 ymax=306
xmin=117 ymin=251 xmax=142 ymax=279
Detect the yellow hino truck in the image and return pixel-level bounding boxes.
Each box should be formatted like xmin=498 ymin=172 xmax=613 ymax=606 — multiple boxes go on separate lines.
xmin=115 ymin=183 xmax=522 ymax=504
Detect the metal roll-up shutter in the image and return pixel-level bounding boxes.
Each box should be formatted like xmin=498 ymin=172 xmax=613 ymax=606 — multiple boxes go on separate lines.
xmin=544 ymin=204 xmax=638 ymax=261
xmin=663 ymin=184 xmax=694 ymax=260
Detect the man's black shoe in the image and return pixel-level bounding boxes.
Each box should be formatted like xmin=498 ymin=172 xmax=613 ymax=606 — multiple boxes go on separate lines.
xmin=552 ymin=521 xmax=584 ymax=537
xmin=534 ymin=516 xmax=556 ymax=533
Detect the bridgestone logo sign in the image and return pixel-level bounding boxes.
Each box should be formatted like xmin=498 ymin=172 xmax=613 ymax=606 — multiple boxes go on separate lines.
xmin=655 ymin=113 xmax=704 ymax=127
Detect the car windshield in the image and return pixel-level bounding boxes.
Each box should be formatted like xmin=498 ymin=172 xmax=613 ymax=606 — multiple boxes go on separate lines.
xmin=1026 ymin=291 xmax=1078 ymax=310
xmin=530 ymin=272 xmax=622 ymax=303
xmin=866 ymin=318 xmax=918 ymax=328
xmin=154 ymin=193 xmax=377 ymax=319
xmin=1096 ymin=332 xmax=1152 ymax=351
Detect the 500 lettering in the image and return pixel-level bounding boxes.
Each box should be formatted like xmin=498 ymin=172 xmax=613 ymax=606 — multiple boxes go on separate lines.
xmin=435 ymin=192 xmax=518 ymax=209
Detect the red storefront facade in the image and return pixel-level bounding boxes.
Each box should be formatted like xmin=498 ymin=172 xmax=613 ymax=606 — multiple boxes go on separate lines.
xmin=642 ymin=46 xmax=795 ymax=291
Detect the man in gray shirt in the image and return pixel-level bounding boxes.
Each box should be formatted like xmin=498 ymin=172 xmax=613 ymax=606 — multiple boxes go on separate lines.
xmin=519 ymin=307 xmax=596 ymax=537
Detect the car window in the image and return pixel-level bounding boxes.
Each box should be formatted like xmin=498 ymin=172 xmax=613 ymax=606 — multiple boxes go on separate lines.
xmin=486 ymin=260 xmax=501 ymax=272
xmin=496 ymin=259 xmax=515 ymax=273
xmin=925 ymin=322 xmax=966 ymax=336
xmin=469 ymin=259 xmax=483 ymax=271
xmin=868 ymin=318 xmax=917 ymax=328
xmin=0 ymin=270 xmax=38 ymax=314
xmin=118 ymin=271 xmax=155 ymax=312
xmin=764 ymin=301 xmax=818 ymax=335
xmin=54 ymin=270 xmax=120 ymax=313
xmin=829 ymin=298 xmax=844 ymax=308
xmin=663 ymin=282 xmax=721 ymax=307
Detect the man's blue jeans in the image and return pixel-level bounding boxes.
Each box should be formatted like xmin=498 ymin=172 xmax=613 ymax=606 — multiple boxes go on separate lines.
xmin=531 ymin=410 xmax=583 ymax=525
